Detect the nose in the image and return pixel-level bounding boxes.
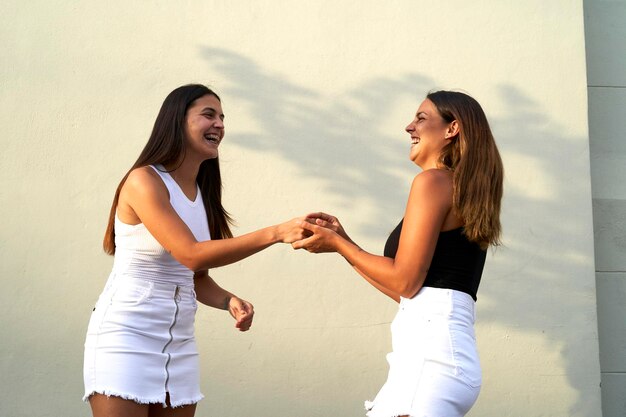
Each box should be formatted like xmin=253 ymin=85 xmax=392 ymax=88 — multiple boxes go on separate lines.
xmin=215 ymin=118 xmax=225 ymax=129
xmin=405 ymin=121 xmax=415 ymax=133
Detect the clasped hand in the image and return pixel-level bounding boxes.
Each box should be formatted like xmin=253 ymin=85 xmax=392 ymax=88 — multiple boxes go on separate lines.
xmin=291 ymin=212 xmax=348 ymax=253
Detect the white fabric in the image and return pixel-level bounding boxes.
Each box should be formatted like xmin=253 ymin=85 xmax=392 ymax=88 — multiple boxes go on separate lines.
xmin=111 ymin=164 xmax=210 ymax=287
xmin=365 ymin=288 xmax=481 ymax=417
xmin=83 ymin=277 xmax=202 ymax=407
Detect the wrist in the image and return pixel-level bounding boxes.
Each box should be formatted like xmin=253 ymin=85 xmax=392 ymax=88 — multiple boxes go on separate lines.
xmin=342 ymin=232 xmax=354 ymax=245
xmin=336 ymin=235 xmax=358 ymax=259
xmin=271 ymin=224 xmax=282 ymax=244
xmin=223 ymin=295 xmax=232 ymax=311
xmin=331 ymin=231 xmax=345 ymax=252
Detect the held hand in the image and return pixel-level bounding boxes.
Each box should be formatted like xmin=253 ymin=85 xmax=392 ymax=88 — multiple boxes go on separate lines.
xmin=277 ymin=217 xmax=311 ymax=243
xmin=228 ymin=296 xmax=255 ymax=332
xmin=291 ymin=221 xmax=340 ymax=253
xmin=305 ymin=212 xmax=352 ymax=243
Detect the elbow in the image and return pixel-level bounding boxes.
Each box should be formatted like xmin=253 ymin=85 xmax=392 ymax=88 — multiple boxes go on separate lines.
xmin=396 ymin=274 xmax=425 ymax=299
xmin=181 ymin=256 xmax=202 ymax=272
xmin=177 ymin=245 xmax=204 ymax=271
xmin=399 ymin=286 xmax=421 ymax=299
xmin=180 ymin=244 xmax=224 ymax=271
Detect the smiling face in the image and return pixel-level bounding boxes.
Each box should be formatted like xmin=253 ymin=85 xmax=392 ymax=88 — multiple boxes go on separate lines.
xmin=184 ymin=94 xmax=225 ymax=161
xmin=405 ymin=99 xmax=455 ymax=169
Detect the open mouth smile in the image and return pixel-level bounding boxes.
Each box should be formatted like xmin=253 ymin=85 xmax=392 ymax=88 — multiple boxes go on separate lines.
xmin=205 ymin=133 xmax=221 ymax=145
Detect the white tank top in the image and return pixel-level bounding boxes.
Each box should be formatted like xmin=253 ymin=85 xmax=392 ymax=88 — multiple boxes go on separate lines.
xmin=111 ymin=165 xmax=211 ymax=286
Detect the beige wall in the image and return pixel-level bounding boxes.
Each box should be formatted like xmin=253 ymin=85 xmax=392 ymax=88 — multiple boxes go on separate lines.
xmin=0 ymin=1 xmax=601 ymax=416
xmin=585 ymin=0 xmax=626 ymax=416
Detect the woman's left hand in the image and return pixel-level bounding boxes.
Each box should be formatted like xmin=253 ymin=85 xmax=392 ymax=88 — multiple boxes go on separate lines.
xmin=291 ymin=221 xmax=339 ymax=253
xmin=228 ymin=296 xmax=254 ymax=331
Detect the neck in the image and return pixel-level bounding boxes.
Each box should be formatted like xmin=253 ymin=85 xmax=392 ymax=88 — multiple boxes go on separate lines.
xmin=417 ymin=159 xmax=441 ymax=171
xmin=164 ymin=158 xmax=200 ymax=187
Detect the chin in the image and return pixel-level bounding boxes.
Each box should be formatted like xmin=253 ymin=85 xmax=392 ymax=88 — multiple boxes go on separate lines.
xmin=200 ymin=152 xmax=218 ymax=161
xmin=409 ymin=154 xmax=424 ymax=168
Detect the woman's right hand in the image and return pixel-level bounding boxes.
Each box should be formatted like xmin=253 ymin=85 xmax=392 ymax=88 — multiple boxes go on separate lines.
xmin=276 ymin=217 xmax=310 ymax=243
xmin=305 ymin=212 xmax=352 ymax=243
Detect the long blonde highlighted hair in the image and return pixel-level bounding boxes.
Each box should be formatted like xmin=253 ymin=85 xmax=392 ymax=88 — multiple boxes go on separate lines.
xmin=428 ymin=91 xmax=503 ymax=249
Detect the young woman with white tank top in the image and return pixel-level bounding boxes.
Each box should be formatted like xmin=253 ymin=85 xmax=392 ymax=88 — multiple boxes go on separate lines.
xmin=83 ymin=85 xmax=307 ymax=417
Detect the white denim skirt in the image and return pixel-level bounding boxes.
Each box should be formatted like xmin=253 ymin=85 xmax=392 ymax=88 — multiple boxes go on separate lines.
xmin=365 ymin=287 xmax=481 ymax=417
xmin=83 ymin=274 xmax=203 ymax=407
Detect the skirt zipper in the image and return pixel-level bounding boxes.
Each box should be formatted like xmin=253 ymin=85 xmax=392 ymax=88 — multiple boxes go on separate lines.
xmin=163 ymin=285 xmax=180 ymax=393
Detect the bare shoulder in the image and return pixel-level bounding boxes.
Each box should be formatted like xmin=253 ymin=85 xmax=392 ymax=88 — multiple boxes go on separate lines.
xmin=406 ymin=169 xmax=454 ymax=216
xmin=125 ymin=166 xmax=162 ymax=190
xmin=122 ymin=166 xmax=169 ymax=201
xmin=411 ymin=169 xmax=453 ymax=193
xmin=126 ymin=165 xmax=157 ymax=184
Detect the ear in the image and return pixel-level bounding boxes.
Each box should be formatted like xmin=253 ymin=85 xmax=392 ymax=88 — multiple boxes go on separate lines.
xmin=444 ymin=120 xmax=459 ymax=140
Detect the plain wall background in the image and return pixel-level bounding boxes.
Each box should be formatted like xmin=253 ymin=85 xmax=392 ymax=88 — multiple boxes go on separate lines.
xmin=0 ymin=1 xmax=602 ymax=416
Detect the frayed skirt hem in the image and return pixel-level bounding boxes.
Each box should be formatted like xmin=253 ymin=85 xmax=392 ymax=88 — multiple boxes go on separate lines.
xmin=83 ymin=390 xmax=204 ymax=408
xmin=170 ymin=395 xmax=204 ymax=408
xmin=365 ymin=400 xmax=412 ymax=417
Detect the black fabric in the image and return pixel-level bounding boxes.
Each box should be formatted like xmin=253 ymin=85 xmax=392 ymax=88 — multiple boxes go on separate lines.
xmin=383 ymin=219 xmax=486 ymax=301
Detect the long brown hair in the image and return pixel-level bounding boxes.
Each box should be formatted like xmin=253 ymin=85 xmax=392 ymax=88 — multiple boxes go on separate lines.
xmin=427 ymin=90 xmax=503 ymax=249
xmin=103 ymin=84 xmax=233 ymax=255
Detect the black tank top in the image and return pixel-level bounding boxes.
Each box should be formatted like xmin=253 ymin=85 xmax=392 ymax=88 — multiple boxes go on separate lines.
xmin=383 ymin=219 xmax=486 ymax=301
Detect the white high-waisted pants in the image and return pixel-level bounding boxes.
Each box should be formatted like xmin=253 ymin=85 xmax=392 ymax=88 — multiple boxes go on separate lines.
xmin=365 ymin=287 xmax=481 ymax=417
xmin=83 ymin=274 xmax=203 ymax=408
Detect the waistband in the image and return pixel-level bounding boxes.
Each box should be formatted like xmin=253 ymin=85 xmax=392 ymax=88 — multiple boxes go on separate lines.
xmin=399 ymin=287 xmax=475 ymax=316
xmin=105 ymin=273 xmax=195 ymax=298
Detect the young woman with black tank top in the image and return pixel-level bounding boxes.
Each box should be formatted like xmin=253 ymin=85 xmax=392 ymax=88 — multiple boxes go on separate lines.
xmin=293 ymin=91 xmax=503 ymax=417
xmin=83 ymin=84 xmax=307 ymax=417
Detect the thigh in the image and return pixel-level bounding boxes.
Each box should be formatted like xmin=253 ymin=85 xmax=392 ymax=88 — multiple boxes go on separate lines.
xmin=148 ymin=395 xmax=196 ymax=417
xmin=89 ymin=393 xmax=149 ymax=417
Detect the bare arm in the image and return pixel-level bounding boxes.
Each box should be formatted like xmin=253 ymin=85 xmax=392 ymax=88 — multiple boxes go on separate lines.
xmin=295 ymin=170 xmax=452 ymax=299
xmin=305 ymin=214 xmax=401 ymax=302
xmin=352 ymin=265 xmax=401 ymax=302
xmin=194 ymin=270 xmax=254 ymax=331
xmin=118 ymin=167 xmax=306 ymax=271
xmin=193 ymin=270 xmax=234 ymax=309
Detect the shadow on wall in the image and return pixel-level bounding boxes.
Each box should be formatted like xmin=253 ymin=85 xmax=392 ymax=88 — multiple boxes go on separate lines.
xmin=485 ymin=86 xmax=598 ymax=416
xmin=199 ymin=47 xmax=431 ymax=238
xmin=199 ymin=47 xmax=597 ymax=416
